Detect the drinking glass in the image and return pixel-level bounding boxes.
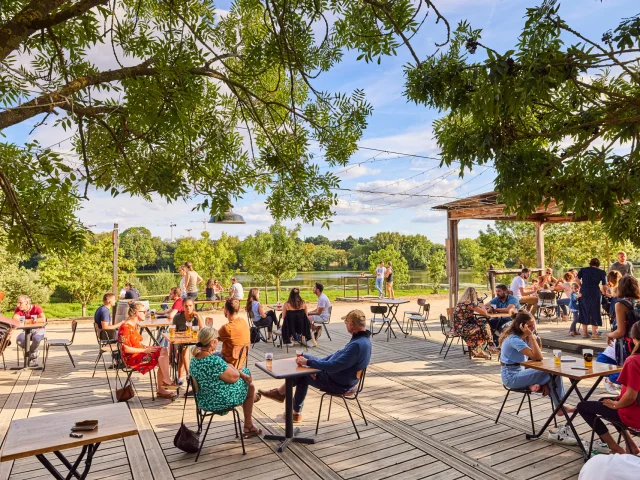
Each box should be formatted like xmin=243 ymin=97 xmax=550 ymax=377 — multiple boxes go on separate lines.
xmin=295 ymin=349 xmax=303 ymax=359
xmin=583 ymin=348 xmax=594 ymax=367
xmin=186 ymin=324 xmax=192 ymax=337
xmin=192 ymin=326 xmax=199 ymax=339
xmin=553 ymin=349 xmax=562 ymax=365
xmin=169 ymin=325 xmax=176 ymax=338
xmin=19 ymin=316 xmax=25 ymax=326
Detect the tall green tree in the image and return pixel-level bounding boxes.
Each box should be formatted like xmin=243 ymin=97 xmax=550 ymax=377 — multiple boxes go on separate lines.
xmin=174 ymin=232 xmax=236 ymax=285
xmin=120 ymin=227 xmax=157 ymax=270
xmin=368 ymin=245 xmax=409 ymax=287
xmin=0 ymin=0 xmax=443 ymax=255
xmin=458 ymin=238 xmax=481 ymax=270
xmin=404 ymin=1 xmax=640 ymax=244
xmin=425 ymin=248 xmax=446 ymax=294
xmin=241 ymin=223 xmax=303 ymax=301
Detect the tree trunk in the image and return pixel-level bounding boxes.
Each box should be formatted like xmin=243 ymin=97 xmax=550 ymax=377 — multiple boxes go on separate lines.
xmin=82 ymin=302 xmax=87 ymax=317
xmin=264 ymin=282 xmax=269 ymax=304
xmin=276 ymin=277 xmax=280 ymax=302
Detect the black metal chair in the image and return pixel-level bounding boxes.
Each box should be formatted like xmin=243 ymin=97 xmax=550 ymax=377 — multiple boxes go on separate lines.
xmin=406 ymin=301 xmax=431 ymax=339
xmin=403 ymin=298 xmax=426 ymax=325
xmin=315 ymin=368 xmax=368 ymax=439
xmin=587 ymin=416 xmax=640 ymax=459
xmin=43 ymin=320 xmax=77 ymax=372
xmin=92 ymin=324 xmax=117 ymax=378
xmin=189 ymin=376 xmax=245 ymax=461
xmin=370 ymin=305 xmax=394 ymax=341
xmin=248 ymin=311 xmax=269 ymax=346
xmin=494 ymin=385 xmax=556 ymax=435
xmin=312 ymin=306 xmax=333 ymax=341
xmin=438 ymin=313 xmax=467 ymax=359
xmin=0 ymin=322 xmax=12 ymax=370
xmin=114 ymin=341 xmax=158 ymax=402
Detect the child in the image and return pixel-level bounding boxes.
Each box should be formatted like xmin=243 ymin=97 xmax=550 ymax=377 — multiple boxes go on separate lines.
xmin=568 ymin=282 xmax=581 ymax=337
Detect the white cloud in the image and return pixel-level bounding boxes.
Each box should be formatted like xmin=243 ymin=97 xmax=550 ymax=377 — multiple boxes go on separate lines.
xmin=358 ymin=125 xmax=440 ymax=158
xmin=332 ymin=217 xmax=381 ymax=226
xmin=411 ymin=211 xmax=446 ymax=223
xmin=336 ymin=164 xmax=381 ymax=180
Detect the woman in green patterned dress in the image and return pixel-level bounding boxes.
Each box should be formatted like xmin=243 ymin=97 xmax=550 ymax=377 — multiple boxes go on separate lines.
xmin=190 ymin=327 xmax=263 ymax=437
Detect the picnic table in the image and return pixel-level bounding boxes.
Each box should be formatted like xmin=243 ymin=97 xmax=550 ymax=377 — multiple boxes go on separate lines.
xmin=255 ymin=358 xmax=320 ymax=452
xmin=0 ymin=403 xmax=138 ymax=480
xmin=12 ymin=320 xmax=47 ymax=371
xmin=193 ymin=299 xmax=221 ymax=311
xmin=370 ymin=299 xmax=409 ymax=335
xmin=522 ymin=356 xmax=623 ymax=459
xmin=342 ymin=275 xmax=375 ymax=300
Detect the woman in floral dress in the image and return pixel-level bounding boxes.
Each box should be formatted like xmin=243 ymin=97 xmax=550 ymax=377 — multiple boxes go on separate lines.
xmin=453 ymin=287 xmax=499 ymax=359
xmin=190 ymin=327 xmax=262 ymax=438
xmin=118 ymin=302 xmax=176 ymax=399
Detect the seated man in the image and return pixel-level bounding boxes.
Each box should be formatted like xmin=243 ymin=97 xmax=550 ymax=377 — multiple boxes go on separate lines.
xmin=486 ymin=284 xmax=520 ymax=341
xmin=259 ymin=309 xmax=372 ymax=422
xmin=161 ymin=287 xmax=184 ymax=321
xmin=217 ymin=298 xmax=250 ymax=367
xmin=94 ymin=292 xmax=121 ymax=341
xmin=307 ymin=282 xmax=331 ymax=340
xmin=227 ymin=278 xmax=244 ymax=301
xmin=123 ymin=282 xmax=140 ymax=300
xmin=12 ymin=295 xmax=46 ymax=366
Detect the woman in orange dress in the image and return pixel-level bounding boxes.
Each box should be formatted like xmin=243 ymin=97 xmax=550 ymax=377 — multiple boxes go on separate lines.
xmin=118 ymin=302 xmax=176 ymax=399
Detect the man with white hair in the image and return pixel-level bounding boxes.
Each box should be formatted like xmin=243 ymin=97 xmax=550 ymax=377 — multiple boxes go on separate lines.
xmin=610 ymin=251 xmax=634 ymax=277
xmin=12 ymin=295 xmax=47 ymax=367
xmin=259 ymin=309 xmax=371 ymax=422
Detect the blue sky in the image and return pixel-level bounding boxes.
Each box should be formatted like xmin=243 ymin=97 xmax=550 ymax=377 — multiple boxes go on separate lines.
xmin=4 ymin=0 xmax=637 ymax=244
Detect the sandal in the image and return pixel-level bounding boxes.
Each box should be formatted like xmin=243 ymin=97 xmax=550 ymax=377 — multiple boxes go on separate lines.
xmin=243 ymin=426 xmax=263 ymax=438
xmin=162 ymin=383 xmax=179 ymax=390
xmin=591 ymin=335 xmax=603 ymax=340
xmin=157 ymin=392 xmax=177 ymax=400
xmin=472 ymin=353 xmax=491 ymax=360
xmin=569 ymin=332 xmax=577 ymax=336
xmin=254 ymin=392 xmax=262 ymax=403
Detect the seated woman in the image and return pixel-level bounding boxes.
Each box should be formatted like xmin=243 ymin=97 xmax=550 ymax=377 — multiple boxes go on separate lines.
xmin=602 ymin=270 xmax=622 ymax=324
xmin=246 ymin=288 xmax=278 ymax=342
xmin=554 ymin=272 xmax=574 ymax=320
xmin=118 ymin=302 xmax=176 ymax=399
xmin=282 ymin=288 xmax=313 ymax=347
xmin=576 ymin=322 xmax=640 ymax=455
xmin=190 ymin=327 xmax=262 ymax=438
xmin=172 ymin=298 xmax=204 ymax=383
xmin=205 ymin=278 xmax=215 ymax=301
xmin=453 ymin=287 xmax=498 ymax=360
xmin=499 ymin=311 xmax=572 ymax=413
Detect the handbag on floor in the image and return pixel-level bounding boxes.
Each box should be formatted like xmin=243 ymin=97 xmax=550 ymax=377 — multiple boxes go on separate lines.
xmin=116 ymin=383 xmax=135 ymax=402
xmin=174 ymin=380 xmax=199 ymax=453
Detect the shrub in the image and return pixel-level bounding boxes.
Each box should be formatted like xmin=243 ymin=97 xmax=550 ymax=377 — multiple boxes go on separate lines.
xmin=0 ymin=265 xmax=51 ymax=314
xmin=142 ymin=269 xmax=180 ymax=296
xmin=368 ymin=245 xmax=410 ymax=287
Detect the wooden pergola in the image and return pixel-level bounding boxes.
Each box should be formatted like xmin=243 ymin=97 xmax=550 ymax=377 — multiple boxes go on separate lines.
xmin=432 ymin=191 xmax=592 ymax=307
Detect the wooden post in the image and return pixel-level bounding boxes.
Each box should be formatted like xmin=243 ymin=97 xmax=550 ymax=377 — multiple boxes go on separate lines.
xmin=112 ymin=223 xmax=119 ymax=295
xmin=488 ymin=264 xmax=497 ymax=298
xmin=264 ymin=282 xmax=269 ymax=304
xmin=535 ymin=221 xmax=545 ymax=268
xmin=447 ymin=214 xmax=460 ymax=307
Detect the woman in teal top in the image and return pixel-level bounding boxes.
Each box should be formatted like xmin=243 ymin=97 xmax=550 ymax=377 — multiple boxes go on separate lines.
xmin=190 ymin=327 xmax=262 ymax=437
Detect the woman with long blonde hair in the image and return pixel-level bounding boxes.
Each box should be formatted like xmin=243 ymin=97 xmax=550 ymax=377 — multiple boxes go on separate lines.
xmin=453 ymin=287 xmax=498 ymax=359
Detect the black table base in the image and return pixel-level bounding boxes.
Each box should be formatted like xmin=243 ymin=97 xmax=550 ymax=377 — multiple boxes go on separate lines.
xmin=263 ymin=377 xmax=315 ymax=452
xmin=11 ymin=327 xmax=43 ymax=371
xmin=525 ymin=375 xmax=604 ymax=460
xmin=36 ymin=442 xmax=101 ymax=480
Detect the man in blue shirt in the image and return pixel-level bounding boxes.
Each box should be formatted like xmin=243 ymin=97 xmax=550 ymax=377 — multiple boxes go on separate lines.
xmin=486 ymin=284 xmax=521 ymax=341
xmin=259 ymin=309 xmax=372 ymax=422
xmin=93 ymin=293 xmax=120 ymax=340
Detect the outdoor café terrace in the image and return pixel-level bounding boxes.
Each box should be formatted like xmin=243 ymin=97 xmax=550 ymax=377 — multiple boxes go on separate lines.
xmin=0 ymin=297 xmax=609 ymax=480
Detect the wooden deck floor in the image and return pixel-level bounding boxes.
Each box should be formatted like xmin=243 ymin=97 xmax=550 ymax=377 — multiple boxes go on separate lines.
xmin=0 ymin=317 xmax=605 ymax=480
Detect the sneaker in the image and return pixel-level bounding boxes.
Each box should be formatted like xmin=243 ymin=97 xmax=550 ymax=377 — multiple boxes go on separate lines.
xmin=177 ymin=377 xmax=185 ymax=386
xmin=604 ymin=378 xmax=621 ymax=395
xmin=548 ymin=424 xmax=579 ymax=445
xmin=588 ymin=440 xmax=611 ymax=455
xmin=28 ymin=359 xmax=39 ymax=368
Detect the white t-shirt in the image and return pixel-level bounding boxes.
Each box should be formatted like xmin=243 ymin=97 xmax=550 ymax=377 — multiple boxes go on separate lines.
xmin=232 ymin=282 xmax=244 ymax=299
xmin=376 ymin=266 xmax=385 ymax=279
xmin=579 ymin=453 xmax=640 ymax=480
xmin=510 ymin=276 xmax=527 ymax=300
xmin=317 ymin=293 xmax=331 ymax=320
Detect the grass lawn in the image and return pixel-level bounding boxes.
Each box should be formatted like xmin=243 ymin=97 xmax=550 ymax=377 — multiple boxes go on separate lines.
xmin=13 ymin=288 xmax=447 ymax=319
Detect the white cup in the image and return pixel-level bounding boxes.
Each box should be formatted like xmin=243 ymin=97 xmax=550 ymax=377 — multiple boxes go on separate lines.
xmin=19 ymin=316 xmax=25 ymax=326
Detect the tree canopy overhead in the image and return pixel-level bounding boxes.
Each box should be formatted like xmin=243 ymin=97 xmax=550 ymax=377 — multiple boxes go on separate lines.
xmin=404 ymin=0 xmax=640 ymax=244
xmin=0 ymin=0 xmax=448 ymax=255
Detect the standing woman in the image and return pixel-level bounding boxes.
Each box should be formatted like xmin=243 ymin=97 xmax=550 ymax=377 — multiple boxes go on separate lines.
xmin=179 ymin=266 xmax=187 ymax=300
xmin=184 ymin=261 xmax=203 ymax=301
xmin=576 ymin=258 xmax=607 ymax=339
xmin=603 ymin=270 xmax=622 ymax=325
xmin=453 ymin=287 xmax=499 ymax=359
xmin=246 ymin=288 xmax=278 ymax=342
xmin=385 ymin=261 xmax=395 ymax=300
xmin=281 ymin=288 xmax=313 ymax=347
xmin=118 ymin=302 xmax=176 ymax=399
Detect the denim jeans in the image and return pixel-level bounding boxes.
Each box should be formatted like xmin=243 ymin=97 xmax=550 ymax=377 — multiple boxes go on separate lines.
xmin=569 ymin=310 xmax=580 ymax=333
xmin=17 ymin=331 xmax=46 ymax=355
xmin=375 ymin=278 xmax=383 ymax=295
xmin=501 ymin=366 xmax=566 ymax=407
xmin=557 ymin=298 xmax=570 ymax=316
xmin=291 ymin=372 xmax=353 ymax=412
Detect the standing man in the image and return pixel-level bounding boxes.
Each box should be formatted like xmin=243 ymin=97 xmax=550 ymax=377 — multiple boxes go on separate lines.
xmin=610 ymin=251 xmax=634 ymax=277
xmin=510 ymin=268 xmax=538 ymax=315
xmin=94 ymin=293 xmax=122 ymax=341
xmin=13 ymin=296 xmax=47 ymax=367
xmin=375 ymin=261 xmax=385 ymax=298
xmin=308 ymin=283 xmax=331 ymax=340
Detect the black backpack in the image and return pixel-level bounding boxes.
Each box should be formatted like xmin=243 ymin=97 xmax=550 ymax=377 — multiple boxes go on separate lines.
xmin=616 ymin=299 xmax=640 ymax=365
xmin=250 ymin=326 xmax=261 ymax=344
